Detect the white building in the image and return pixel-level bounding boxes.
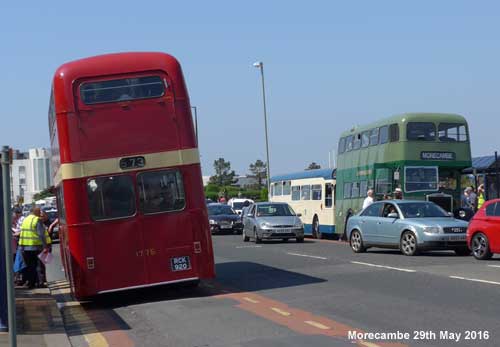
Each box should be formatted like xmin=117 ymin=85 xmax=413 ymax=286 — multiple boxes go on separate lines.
xmin=11 ymin=148 xmax=52 ymax=204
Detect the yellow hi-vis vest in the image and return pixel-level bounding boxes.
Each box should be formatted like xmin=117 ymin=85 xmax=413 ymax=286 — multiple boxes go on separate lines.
xmin=19 ymin=215 xmax=43 ymax=247
xmin=45 ymin=230 xmax=52 ymax=245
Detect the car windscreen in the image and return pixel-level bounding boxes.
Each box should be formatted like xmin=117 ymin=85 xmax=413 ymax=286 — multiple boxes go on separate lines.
xmin=398 ymin=202 xmax=449 ymax=218
xmin=256 ymin=204 xmax=295 ymax=217
xmin=208 ymin=205 xmax=236 ymax=215
xmin=232 ymin=202 xmax=247 ymax=210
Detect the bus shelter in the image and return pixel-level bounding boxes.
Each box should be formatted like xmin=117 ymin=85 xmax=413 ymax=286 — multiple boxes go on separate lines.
xmin=462 ymin=153 xmax=500 ymax=200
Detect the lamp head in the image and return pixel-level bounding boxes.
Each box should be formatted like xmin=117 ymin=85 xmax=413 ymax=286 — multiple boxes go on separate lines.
xmin=253 ymin=61 xmax=262 ymax=68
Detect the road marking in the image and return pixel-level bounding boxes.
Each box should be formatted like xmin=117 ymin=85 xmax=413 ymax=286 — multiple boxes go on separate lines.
xmin=243 ymin=297 xmax=259 ymax=304
xmin=450 ymin=276 xmax=500 ymax=286
xmin=271 ymin=307 xmax=291 ymax=316
xmin=487 ymin=265 xmax=500 ymax=268
xmin=236 ymin=245 xmax=262 ymax=249
xmin=286 ymin=252 xmax=328 ymax=260
xmin=359 ymin=340 xmax=382 ymax=347
xmin=350 ymin=261 xmax=416 ymax=273
xmin=304 ymin=320 xmax=331 ymax=330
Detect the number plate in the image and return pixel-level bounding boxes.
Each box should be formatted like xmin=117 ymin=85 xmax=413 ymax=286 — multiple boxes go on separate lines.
xmin=120 ymin=156 xmax=146 ymax=170
xmin=448 ymin=235 xmax=466 ymax=241
xmin=220 ymin=224 xmax=232 ymax=229
xmin=275 ymin=228 xmax=292 ymax=233
xmin=170 ymin=256 xmax=191 ymax=272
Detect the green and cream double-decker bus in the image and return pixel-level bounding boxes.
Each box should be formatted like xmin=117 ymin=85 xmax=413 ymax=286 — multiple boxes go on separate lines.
xmin=335 ymin=113 xmax=472 ymax=237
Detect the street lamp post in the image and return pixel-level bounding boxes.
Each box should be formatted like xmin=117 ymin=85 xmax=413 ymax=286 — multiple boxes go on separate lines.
xmin=191 ymin=106 xmax=198 ymax=146
xmin=253 ymin=61 xmax=271 ymax=196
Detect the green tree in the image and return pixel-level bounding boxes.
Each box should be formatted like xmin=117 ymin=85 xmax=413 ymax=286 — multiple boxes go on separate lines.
xmin=33 ymin=186 xmax=55 ymax=201
xmin=306 ymin=162 xmax=321 ymax=170
xmin=209 ymin=158 xmax=236 ymax=186
xmin=249 ymin=159 xmax=267 ymax=189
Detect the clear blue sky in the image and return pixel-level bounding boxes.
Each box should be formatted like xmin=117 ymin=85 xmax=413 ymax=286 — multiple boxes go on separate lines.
xmin=2 ymin=1 xmax=500 ymax=177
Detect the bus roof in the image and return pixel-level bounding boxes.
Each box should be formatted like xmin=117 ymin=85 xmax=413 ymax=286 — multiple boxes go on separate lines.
xmin=339 ymin=113 xmax=468 ymax=138
xmin=270 ymin=168 xmax=336 ymax=182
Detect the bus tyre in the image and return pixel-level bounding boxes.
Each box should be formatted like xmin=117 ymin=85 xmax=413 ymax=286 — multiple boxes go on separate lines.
xmin=400 ymin=231 xmax=419 ymax=256
xmin=350 ymin=230 xmax=366 ymax=253
xmin=312 ymin=216 xmax=322 ymax=239
xmin=471 ymin=233 xmax=492 ymax=260
xmin=243 ymin=230 xmax=250 ymax=242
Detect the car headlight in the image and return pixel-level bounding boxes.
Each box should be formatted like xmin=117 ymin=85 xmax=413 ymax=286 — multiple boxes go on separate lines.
xmin=260 ymin=222 xmax=271 ymax=229
xmin=423 ymin=226 xmax=440 ymax=234
xmin=294 ymin=222 xmax=303 ymax=228
xmin=209 ymin=219 xmax=216 ymax=225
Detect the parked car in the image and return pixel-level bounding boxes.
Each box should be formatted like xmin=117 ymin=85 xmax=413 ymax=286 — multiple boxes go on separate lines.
xmin=346 ymin=200 xmax=469 ymax=256
xmin=207 ymin=203 xmax=243 ymax=234
xmin=467 ymin=198 xmax=500 ymax=260
xmin=227 ymin=198 xmax=254 ymax=215
xmin=242 ymin=202 xmax=304 ymax=243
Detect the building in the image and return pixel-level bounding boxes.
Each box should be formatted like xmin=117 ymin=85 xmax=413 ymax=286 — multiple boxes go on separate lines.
xmin=11 ymin=148 xmax=52 ymax=204
xmin=233 ymin=175 xmax=267 ymax=189
xmin=463 ymin=154 xmax=500 ymax=200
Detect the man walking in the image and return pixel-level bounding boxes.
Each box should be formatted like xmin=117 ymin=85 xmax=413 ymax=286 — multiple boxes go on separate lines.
xmin=18 ymin=207 xmax=48 ymax=288
xmin=362 ymin=189 xmax=374 ymax=209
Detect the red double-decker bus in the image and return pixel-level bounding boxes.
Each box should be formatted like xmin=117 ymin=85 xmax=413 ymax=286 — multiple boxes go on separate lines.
xmin=48 ymin=52 xmax=215 ymax=300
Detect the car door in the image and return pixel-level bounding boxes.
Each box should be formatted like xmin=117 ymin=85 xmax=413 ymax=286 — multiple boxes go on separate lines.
xmin=485 ymin=202 xmax=500 ymax=253
xmin=356 ymin=203 xmax=382 ymax=244
xmin=376 ymin=203 xmax=401 ymax=246
xmin=243 ymin=205 xmax=256 ymax=236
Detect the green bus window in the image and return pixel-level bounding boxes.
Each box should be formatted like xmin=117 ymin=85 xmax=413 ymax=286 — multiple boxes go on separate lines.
xmin=379 ymin=126 xmax=389 ymax=144
xmin=301 ymin=185 xmax=311 ymax=200
xmin=361 ymin=131 xmax=370 ymax=148
xmin=353 ymin=134 xmax=361 ymax=150
xmin=375 ymin=168 xmax=392 ymax=194
xmin=407 ymin=122 xmax=436 ymax=141
xmin=338 ymin=138 xmax=346 ymax=154
xmin=438 ymin=123 xmax=468 ymax=142
xmin=282 ymin=181 xmax=291 ymax=195
xmin=370 ymin=128 xmax=379 ymax=146
xmin=360 ymin=180 xmax=368 ymax=197
xmin=274 ymin=182 xmax=283 ymax=196
xmin=325 ymin=183 xmax=333 ymax=207
xmin=351 ymin=182 xmax=360 ymax=198
xmin=312 ymin=184 xmax=322 ymax=200
xmin=291 ymin=186 xmax=300 ymax=201
xmin=343 ymin=183 xmax=352 ymax=199
xmin=389 ymin=123 xmax=399 ymax=142
xmin=346 ymin=135 xmax=354 ymax=151
xmin=404 ymin=166 xmax=438 ymax=192
xmin=439 ymin=171 xmax=457 ymax=190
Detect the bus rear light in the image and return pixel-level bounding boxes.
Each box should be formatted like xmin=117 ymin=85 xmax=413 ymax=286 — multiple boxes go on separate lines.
xmin=86 ymin=257 xmax=95 ymax=270
xmin=194 ymin=241 xmax=202 ymax=253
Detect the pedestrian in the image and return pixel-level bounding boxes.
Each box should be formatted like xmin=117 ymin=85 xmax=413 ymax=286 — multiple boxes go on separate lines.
xmin=18 ymin=207 xmax=49 ymax=289
xmin=362 ymin=189 xmax=374 ymax=209
xmin=469 ymin=186 xmax=477 ymax=211
xmin=11 ymin=207 xmax=24 ymax=285
xmin=461 ymin=187 xmax=475 ymax=210
xmin=477 ymin=184 xmax=486 ymax=210
xmin=394 ymin=187 xmax=403 ymax=200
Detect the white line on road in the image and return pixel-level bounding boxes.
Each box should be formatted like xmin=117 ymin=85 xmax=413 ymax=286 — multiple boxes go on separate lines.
xmin=236 ymin=245 xmax=263 ymax=249
xmin=350 ymin=261 xmax=416 ymax=273
xmin=449 ymin=276 xmax=500 ymax=286
xmin=487 ymin=265 xmax=500 ymax=268
xmin=286 ymin=252 xmax=328 ymax=260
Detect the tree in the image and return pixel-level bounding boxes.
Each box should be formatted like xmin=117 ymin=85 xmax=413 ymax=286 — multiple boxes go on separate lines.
xmin=33 ymin=186 xmax=55 ymax=201
xmin=306 ymin=162 xmax=321 ymax=170
xmin=209 ymin=158 xmax=236 ymax=186
xmin=248 ymin=159 xmax=267 ymax=189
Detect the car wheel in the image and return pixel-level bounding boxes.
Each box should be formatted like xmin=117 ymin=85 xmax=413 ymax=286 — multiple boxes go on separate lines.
xmin=312 ymin=216 xmax=322 ymax=239
xmin=243 ymin=230 xmax=250 ymax=242
xmin=296 ymin=237 xmax=304 ymax=243
xmin=454 ymin=247 xmax=470 ymax=256
xmin=254 ymin=228 xmax=262 ymax=244
xmin=400 ymin=231 xmax=419 ymax=256
xmin=349 ymin=230 xmax=366 ymax=253
xmin=342 ymin=212 xmax=352 ymax=241
xmin=471 ymin=233 xmax=492 ymax=260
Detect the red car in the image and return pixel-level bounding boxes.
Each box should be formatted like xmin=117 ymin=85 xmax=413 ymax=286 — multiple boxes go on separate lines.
xmin=467 ymin=199 xmax=500 ymax=260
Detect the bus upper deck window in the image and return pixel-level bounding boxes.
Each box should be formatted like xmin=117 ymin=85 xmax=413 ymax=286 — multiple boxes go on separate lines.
xmin=407 ymin=122 xmax=436 ymax=141
xmin=353 ymin=134 xmax=361 ymax=150
xmin=345 ymin=135 xmax=354 ymax=151
xmin=361 ymin=131 xmax=370 ymax=148
xmin=389 ymin=123 xmax=399 ymax=142
xmin=438 ymin=123 xmax=468 ymax=142
xmin=338 ymin=138 xmax=346 ymax=154
xmin=370 ymin=128 xmax=379 ymax=146
xmin=379 ymin=126 xmax=389 ymax=144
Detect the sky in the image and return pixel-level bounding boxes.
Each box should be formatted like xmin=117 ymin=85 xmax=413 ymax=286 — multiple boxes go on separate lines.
xmin=2 ymin=1 xmax=500 ymax=177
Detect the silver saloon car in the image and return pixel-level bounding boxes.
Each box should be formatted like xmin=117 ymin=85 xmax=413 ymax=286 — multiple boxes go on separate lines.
xmin=346 ymin=200 xmax=469 ymax=256
xmin=242 ymin=202 xmax=304 ymax=243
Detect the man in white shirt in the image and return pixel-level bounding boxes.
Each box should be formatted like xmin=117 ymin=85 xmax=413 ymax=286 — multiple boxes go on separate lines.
xmin=362 ymin=189 xmax=374 ymax=209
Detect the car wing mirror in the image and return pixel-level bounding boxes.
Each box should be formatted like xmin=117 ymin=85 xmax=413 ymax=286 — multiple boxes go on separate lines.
xmin=387 ymin=212 xmax=399 ymax=219
xmin=447 ymin=212 xmax=453 ymax=217
xmin=246 ymin=213 xmax=253 ymax=217
xmin=296 ymin=213 xmax=302 ymax=217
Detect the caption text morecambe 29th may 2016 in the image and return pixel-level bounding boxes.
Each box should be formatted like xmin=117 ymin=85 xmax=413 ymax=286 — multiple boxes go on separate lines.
xmin=348 ymin=330 xmax=491 ymax=343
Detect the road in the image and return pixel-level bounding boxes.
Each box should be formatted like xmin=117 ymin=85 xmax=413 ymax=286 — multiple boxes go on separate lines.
xmin=46 ymin=235 xmax=500 ymax=347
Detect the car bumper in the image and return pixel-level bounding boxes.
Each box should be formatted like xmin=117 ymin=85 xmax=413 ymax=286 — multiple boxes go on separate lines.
xmin=420 ymin=233 xmax=467 ymax=249
xmin=210 ymin=224 xmax=243 ymax=233
xmin=258 ymin=228 xmax=304 ymax=239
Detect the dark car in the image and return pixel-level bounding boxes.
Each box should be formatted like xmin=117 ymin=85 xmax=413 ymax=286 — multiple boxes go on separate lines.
xmin=207 ymin=203 xmax=243 ymax=234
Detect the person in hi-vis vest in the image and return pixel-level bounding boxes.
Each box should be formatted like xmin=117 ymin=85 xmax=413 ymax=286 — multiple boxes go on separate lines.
xmin=18 ymin=207 xmax=49 ymax=288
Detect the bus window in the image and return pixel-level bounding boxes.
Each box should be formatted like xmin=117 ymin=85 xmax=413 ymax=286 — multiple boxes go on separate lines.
xmin=282 ymin=181 xmax=291 ymax=195
xmin=353 ymin=134 xmax=361 ymax=150
xmin=404 ymin=166 xmax=438 ymax=192
xmin=346 ymin=135 xmax=354 ymax=151
xmin=301 ymin=185 xmax=311 ymax=200
xmin=361 ymin=131 xmax=370 ymax=148
xmin=87 ymin=175 xmax=136 ymax=221
xmin=375 ymin=168 xmax=392 ymax=194
xmin=439 ymin=170 xmax=457 ymax=191
xmin=291 ymin=186 xmax=300 ymax=201
xmin=438 ymin=123 xmax=468 ymax=142
xmin=370 ymin=128 xmax=379 ymax=146
xmin=312 ymin=185 xmax=322 ymax=200
xmin=379 ymin=126 xmax=389 ymax=144
xmin=360 ymin=180 xmax=368 ymax=197
xmin=351 ymin=182 xmax=360 ymax=198
xmin=274 ymin=182 xmax=283 ymax=196
xmin=338 ymin=138 xmax=346 ymax=154
xmin=389 ymin=123 xmax=399 ymax=142
xmin=407 ymin=122 xmax=436 ymax=141
xmin=325 ymin=183 xmax=333 ymax=207
xmin=138 ymin=170 xmax=186 ymax=214
xmin=343 ymin=183 xmax=352 ymax=199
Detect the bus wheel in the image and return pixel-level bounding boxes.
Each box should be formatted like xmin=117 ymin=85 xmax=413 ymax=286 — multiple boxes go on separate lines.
xmin=312 ymin=216 xmax=322 ymax=239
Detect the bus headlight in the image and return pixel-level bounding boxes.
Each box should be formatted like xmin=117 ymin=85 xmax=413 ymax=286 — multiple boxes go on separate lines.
xmin=423 ymin=226 xmax=440 ymax=234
